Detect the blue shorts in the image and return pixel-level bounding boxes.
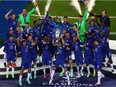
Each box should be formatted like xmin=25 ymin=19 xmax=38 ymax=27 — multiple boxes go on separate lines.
xmin=6 ymin=54 xmax=15 ymax=62
xmin=54 ymin=59 xmax=67 ymax=68
xmin=85 ymin=56 xmax=94 ymax=66
xmin=102 ymin=47 xmax=112 ymax=59
xmin=101 ymin=51 xmax=106 ymax=59
xmin=21 ymin=60 xmax=31 ymax=69
xmin=75 ymin=55 xmax=84 ymax=65
xmin=65 ymin=51 xmax=72 ymax=60
xmin=30 ymin=55 xmax=37 ymax=62
xmin=42 ymin=54 xmax=51 ymax=65
xmin=94 ymin=57 xmax=102 ymax=70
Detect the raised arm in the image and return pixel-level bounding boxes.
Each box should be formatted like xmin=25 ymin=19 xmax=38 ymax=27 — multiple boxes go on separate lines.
xmin=82 ymin=10 xmax=88 ymax=22
xmin=39 ymin=12 xmax=50 ymax=26
xmin=28 ymin=8 xmax=35 ymax=16
xmin=90 ymin=12 xmax=102 ymax=18
xmin=5 ymin=9 xmax=12 ymax=20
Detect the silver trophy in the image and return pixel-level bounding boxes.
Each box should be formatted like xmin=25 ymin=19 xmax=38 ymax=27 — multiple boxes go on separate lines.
xmin=54 ymin=29 xmax=61 ymax=45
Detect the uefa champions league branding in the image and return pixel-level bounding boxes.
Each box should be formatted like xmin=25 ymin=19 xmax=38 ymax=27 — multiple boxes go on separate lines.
xmin=43 ymin=79 xmax=94 ymax=86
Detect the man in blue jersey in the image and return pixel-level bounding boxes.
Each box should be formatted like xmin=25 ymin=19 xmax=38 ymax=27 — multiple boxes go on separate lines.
xmin=29 ymin=20 xmax=42 ymax=62
xmin=5 ymin=9 xmax=18 ymax=31
xmin=88 ymin=20 xmax=99 ymax=33
xmin=19 ymin=40 xmax=32 ymax=86
xmin=29 ymin=13 xmax=49 ymax=61
xmin=99 ymin=22 xmax=109 ymax=37
xmin=61 ymin=31 xmax=74 ymax=77
xmin=7 ymin=28 xmax=16 ymax=39
xmin=49 ymin=41 xmax=70 ymax=86
xmin=54 ymin=17 xmax=63 ymax=29
xmin=15 ymin=26 xmax=24 ymax=54
xmin=72 ymin=36 xmax=85 ymax=76
xmin=22 ymin=22 xmax=31 ymax=39
xmin=93 ymin=40 xmax=105 ymax=86
xmin=68 ymin=24 xmax=79 ymax=39
xmin=29 ymin=20 xmax=42 ymax=40
xmin=15 ymin=26 xmax=24 ymax=40
xmin=41 ymin=35 xmax=52 ymax=79
xmin=99 ymin=31 xmax=114 ymax=72
xmin=90 ymin=30 xmax=100 ymax=43
xmin=23 ymin=22 xmax=31 ymax=31
xmin=26 ymin=35 xmax=37 ymax=79
xmin=4 ymin=35 xmax=18 ymax=79
xmin=0 ymin=28 xmax=17 ymax=68
xmin=84 ymin=38 xmax=96 ymax=77
xmin=42 ymin=17 xmax=56 ymax=38
xmin=62 ymin=16 xmax=72 ymax=31
xmin=29 ymin=12 xmax=49 ymax=40
xmin=2 ymin=28 xmax=16 ymax=68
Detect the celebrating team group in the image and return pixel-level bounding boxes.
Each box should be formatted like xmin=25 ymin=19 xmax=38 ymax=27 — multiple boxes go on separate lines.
xmin=0 ymin=3 xmax=114 ymax=86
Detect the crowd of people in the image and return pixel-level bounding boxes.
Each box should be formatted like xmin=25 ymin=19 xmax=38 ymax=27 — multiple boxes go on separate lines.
xmin=0 ymin=4 xmax=114 ymax=86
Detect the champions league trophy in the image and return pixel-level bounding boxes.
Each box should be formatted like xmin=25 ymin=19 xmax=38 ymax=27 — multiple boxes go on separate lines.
xmin=54 ymin=29 xmax=62 ymax=45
